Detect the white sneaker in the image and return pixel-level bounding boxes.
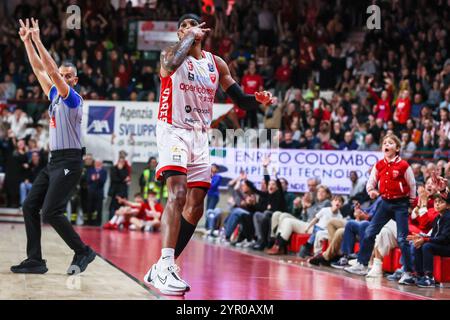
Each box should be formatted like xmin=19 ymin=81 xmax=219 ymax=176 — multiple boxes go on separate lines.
xmin=398 ymin=272 xmax=416 ymax=285
xmin=348 ymin=259 xmax=358 ymax=266
xmin=366 ymin=259 xmax=383 ymax=278
xmin=144 ymin=263 xmax=158 ymax=285
xmin=344 ymin=262 xmax=368 ymax=276
xmin=235 ymin=239 xmax=249 ymax=247
xmin=243 ymin=240 xmax=255 ymax=248
xmin=147 ymin=264 xmax=189 ymax=296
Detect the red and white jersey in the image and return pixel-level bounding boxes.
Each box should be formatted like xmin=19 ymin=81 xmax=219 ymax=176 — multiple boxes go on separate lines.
xmin=158 ymin=50 xmax=219 ymax=130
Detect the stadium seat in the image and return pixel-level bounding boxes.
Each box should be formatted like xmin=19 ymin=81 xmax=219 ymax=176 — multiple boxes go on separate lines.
xmin=433 ymin=256 xmax=450 ymax=287
xmin=382 ymin=248 xmax=402 ymax=273
xmin=354 ymin=242 xmax=360 ymax=253
xmin=287 ymin=233 xmax=310 ymax=253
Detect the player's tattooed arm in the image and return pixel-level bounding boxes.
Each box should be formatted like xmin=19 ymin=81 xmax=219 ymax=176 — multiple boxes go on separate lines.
xmin=160 ymin=22 xmax=210 ymax=76
xmin=160 ymin=33 xmax=196 ymax=74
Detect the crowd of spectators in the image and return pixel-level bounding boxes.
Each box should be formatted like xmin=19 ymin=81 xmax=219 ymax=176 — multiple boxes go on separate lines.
xmin=0 ymin=0 xmax=449 ymax=289
xmin=1 ymin=1 xmax=450 ymax=276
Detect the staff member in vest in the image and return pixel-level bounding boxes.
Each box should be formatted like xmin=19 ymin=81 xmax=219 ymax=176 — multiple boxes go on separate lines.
xmin=11 ymin=19 xmax=95 ymax=275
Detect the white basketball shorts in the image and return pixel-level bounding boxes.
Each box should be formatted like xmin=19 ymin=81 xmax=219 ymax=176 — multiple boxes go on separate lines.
xmin=155 ymin=120 xmax=211 ymax=188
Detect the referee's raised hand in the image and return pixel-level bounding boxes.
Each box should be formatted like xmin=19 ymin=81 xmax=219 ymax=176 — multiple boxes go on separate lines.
xmin=30 ymin=18 xmax=41 ymax=43
xmin=18 ymin=19 xmax=31 ymax=42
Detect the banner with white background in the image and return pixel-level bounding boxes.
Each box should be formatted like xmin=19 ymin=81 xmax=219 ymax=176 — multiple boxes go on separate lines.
xmin=210 ymin=148 xmax=383 ymax=194
xmin=81 ymin=100 xmax=233 ymax=164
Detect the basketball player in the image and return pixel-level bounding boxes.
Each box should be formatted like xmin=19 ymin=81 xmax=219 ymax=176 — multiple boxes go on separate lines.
xmin=10 ymin=19 xmax=95 ymax=275
xmin=144 ymin=14 xmax=274 ymax=295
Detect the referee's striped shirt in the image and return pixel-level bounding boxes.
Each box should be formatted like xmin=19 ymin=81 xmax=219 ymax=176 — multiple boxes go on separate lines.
xmin=47 ymin=85 xmax=83 ymax=151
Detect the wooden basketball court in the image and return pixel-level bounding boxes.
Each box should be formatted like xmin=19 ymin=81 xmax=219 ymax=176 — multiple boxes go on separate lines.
xmin=1 ymin=223 xmax=449 ymax=300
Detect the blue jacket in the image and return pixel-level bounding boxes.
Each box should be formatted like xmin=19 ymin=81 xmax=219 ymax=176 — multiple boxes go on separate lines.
xmin=426 ymin=210 xmax=450 ymax=246
xmin=87 ymin=167 xmax=107 ymax=193
xmin=207 ymin=174 xmax=222 ymax=198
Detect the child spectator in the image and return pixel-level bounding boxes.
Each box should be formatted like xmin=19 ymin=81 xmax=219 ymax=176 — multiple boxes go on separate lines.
xmin=345 ymin=134 xmax=417 ymax=285
xmin=299 ymin=195 xmax=344 ymax=256
xmin=407 ymin=192 xmax=450 ymax=287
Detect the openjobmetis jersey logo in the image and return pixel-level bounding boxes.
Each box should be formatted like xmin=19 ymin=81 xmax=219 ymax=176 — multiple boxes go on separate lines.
xmin=87 ymin=106 xmax=115 ymax=134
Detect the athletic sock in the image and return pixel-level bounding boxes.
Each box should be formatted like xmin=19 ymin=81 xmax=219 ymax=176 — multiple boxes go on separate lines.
xmin=174 ymin=215 xmax=196 ymax=258
xmin=159 ymin=248 xmax=175 ymax=269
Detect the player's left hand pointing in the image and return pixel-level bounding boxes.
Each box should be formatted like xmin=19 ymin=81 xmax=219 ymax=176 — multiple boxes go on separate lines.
xmin=255 ymin=91 xmax=274 ymax=106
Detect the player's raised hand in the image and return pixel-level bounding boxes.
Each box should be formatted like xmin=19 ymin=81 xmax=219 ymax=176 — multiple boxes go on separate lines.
xmin=18 ymin=19 xmax=31 ymax=42
xmin=255 ymin=90 xmax=273 ymax=106
xmin=188 ymin=22 xmax=211 ymax=41
xmin=30 ymin=18 xmax=41 ymax=43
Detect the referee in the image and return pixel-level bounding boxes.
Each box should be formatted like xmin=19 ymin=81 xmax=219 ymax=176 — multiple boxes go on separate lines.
xmin=11 ymin=18 xmax=95 ymax=275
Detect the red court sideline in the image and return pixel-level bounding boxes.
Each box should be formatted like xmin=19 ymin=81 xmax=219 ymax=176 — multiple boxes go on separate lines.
xmin=76 ymin=227 xmax=433 ymax=300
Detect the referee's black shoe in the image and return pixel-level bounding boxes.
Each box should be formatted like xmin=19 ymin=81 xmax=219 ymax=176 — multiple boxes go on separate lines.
xmin=67 ymin=246 xmax=96 ymax=275
xmin=10 ymin=259 xmax=48 ymax=274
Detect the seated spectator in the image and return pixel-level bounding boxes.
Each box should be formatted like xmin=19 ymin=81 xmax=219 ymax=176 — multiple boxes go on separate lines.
xmin=251 ymin=158 xmax=286 ymax=250
xmin=433 ymin=138 xmax=450 ymax=161
xmin=415 ymin=133 xmax=435 ymax=163
xmin=407 ymin=192 xmax=450 ymax=287
xmin=265 ymin=192 xmax=314 ymax=255
xmin=340 ymin=170 xmax=368 ymax=217
xmin=222 ymin=171 xmax=257 ymax=245
xmin=299 ymin=129 xmax=320 ymax=149
xmin=299 ymin=195 xmax=344 ymax=257
xmin=339 ymin=131 xmax=358 ymax=151
xmin=269 ymin=194 xmax=302 ymax=237
xmin=280 ymin=178 xmax=296 ymax=213
xmin=400 ymin=132 xmax=417 ymax=160
xmin=357 ymin=133 xmax=379 ymax=151
xmin=301 ymin=185 xmax=332 ymax=222
xmin=279 ymin=131 xmax=301 ymax=149
xmin=308 ymin=197 xmax=381 ymax=266
xmin=129 ymin=190 xmax=164 ymax=232
xmin=103 ymin=193 xmax=145 ymax=230
xmin=265 ymin=185 xmax=332 ymax=255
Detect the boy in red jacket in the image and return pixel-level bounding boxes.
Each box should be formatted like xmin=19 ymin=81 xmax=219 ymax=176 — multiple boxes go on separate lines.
xmin=345 ymin=134 xmax=416 ymax=285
